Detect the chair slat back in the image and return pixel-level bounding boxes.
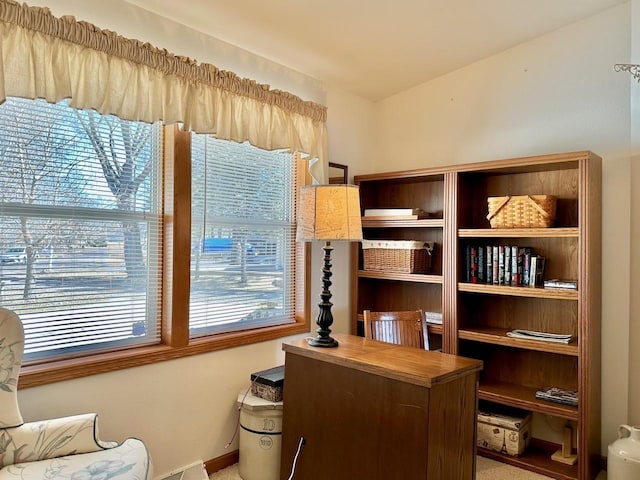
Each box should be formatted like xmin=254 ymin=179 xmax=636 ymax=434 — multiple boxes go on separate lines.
xmin=362 ymin=310 xmax=428 ymax=350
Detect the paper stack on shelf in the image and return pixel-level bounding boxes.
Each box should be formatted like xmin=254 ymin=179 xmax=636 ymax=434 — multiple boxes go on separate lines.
xmin=543 ymin=279 xmax=578 ymax=290
xmin=424 ymin=311 xmax=443 ymax=325
xmin=506 ymin=329 xmax=573 ymax=344
xmin=535 ymin=387 xmax=578 ymax=406
xmin=363 ymin=207 xmax=428 ymax=220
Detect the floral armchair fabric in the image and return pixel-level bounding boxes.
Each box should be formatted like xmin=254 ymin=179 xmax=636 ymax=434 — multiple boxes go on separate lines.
xmin=0 ymin=307 xmax=153 ymax=479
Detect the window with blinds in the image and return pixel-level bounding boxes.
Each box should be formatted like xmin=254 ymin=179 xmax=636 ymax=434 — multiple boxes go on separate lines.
xmin=0 ymin=97 xmax=163 ymax=362
xmin=189 ymin=134 xmax=297 ymax=335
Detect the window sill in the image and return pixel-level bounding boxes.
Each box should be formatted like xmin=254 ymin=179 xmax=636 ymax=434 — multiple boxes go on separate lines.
xmin=19 ymin=321 xmax=310 ymax=389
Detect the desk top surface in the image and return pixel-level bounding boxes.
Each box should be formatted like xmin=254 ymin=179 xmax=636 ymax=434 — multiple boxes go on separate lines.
xmin=282 ymin=333 xmax=482 ymax=387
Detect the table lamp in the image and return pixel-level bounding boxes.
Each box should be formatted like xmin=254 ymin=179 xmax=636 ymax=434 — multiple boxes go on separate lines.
xmin=297 ymin=184 xmax=363 ymax=347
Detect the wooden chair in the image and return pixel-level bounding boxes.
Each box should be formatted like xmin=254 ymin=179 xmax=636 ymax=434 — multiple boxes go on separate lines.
xmin=362 ymin=309 xmax=429 ymax=350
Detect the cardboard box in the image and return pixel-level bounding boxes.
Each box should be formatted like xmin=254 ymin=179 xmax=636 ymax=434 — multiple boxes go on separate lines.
xmin=477 ymin=407 xmax=531 ymax=456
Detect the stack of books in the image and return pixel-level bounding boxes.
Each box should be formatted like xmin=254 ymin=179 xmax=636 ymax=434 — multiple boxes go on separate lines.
xmin=535 ymin=387 xmax=578 ymax=407
xmin=363 ymin=207 xmax=429 ymax=220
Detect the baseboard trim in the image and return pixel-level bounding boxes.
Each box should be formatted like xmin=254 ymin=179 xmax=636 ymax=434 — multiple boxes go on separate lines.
xmin=205 ymin=450 xmax=239 ymax=476
xmin=204 ymin=449 xmax=607 ymax=476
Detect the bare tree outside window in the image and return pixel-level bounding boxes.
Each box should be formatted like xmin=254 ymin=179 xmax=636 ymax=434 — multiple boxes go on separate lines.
xmin=0 ymin=97 xmax=162 ymax=360
xmin=76 ymin=111 xmax=154 ymax=280
xmin=0 ymin=99 xmax=85 ymax=299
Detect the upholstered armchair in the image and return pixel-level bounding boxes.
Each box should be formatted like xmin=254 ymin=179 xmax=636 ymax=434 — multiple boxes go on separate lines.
xmin=0 ymin=307 xmax=153 ymax=479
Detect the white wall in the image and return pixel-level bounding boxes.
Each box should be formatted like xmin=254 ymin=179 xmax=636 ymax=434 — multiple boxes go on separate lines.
xmin=628 ymin=0 xmax=640 ymax=426
xmin=374 ymin=5 xmax=630 ymax=170
xmin=374 ymin=2 xmax=634 ymax=454
xmin=17 ymin=1 xmax=374 ymax=478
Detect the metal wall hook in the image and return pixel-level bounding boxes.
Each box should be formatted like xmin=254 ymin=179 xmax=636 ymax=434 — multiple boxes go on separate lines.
xmin=614 ymin=64 xmax=640 ymax=81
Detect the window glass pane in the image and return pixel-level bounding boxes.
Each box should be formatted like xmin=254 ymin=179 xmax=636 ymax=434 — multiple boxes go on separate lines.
xmin=0 ymin=97 xmax=162 ymax=362
xmin=190 ymin=134 xmax=296 ymax=335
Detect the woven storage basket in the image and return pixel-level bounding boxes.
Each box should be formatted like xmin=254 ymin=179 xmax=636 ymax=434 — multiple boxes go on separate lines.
xmin=362 ymin=240 xmax=434 ymax=273
xmin=486 ymin=195 xmax=556 ymax=228
xmin=251 ymin=382 xmax=283 ymax=402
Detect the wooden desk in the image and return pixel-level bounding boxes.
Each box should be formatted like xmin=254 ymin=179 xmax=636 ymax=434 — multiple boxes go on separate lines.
xmin=279 ymin=334 xmax=483 ymax=480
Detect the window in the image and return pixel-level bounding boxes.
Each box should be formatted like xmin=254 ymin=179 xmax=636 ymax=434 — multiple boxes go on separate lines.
xmin=0 ymin=97 xmax=163 ymax=363
xmin=0 ymin=98 xmax=309 ymax=385
xmin=189 ymin=135 xmax=297 ymax=335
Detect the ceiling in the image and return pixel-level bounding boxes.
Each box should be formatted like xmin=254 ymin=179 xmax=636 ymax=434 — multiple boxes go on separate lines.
xmin=122 ymin=0 xmax=627 ymax=101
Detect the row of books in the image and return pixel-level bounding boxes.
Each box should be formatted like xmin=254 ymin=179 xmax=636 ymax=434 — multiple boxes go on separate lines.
xmin=465 ymin=245 xmax=545 ymax=287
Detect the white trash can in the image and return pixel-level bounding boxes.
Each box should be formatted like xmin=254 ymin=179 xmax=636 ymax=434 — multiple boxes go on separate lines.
xmin=237 ymin=392 xmax=283 ymax=480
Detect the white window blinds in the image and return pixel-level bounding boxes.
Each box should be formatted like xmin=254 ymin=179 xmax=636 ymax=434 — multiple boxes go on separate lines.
xmin=0 ymin=97 xmax=163 ymax=362
xmin=189 ymin=134 xmax=297 ymax=335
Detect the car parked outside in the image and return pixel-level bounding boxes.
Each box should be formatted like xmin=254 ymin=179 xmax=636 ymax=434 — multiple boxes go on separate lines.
xmin=0 ymin=247 xmax=36 ymax=264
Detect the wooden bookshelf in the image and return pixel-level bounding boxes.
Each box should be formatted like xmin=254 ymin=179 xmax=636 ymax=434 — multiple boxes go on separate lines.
xmin=352 ymin=151 xmax=601 ymax=480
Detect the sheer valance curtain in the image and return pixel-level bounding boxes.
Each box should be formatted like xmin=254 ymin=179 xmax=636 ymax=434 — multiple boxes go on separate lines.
xmin=0 ymin=0 xmax=328 ymax=181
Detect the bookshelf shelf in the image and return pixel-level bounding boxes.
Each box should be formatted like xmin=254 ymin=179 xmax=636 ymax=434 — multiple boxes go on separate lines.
xmin=478 ymin=442 xmax=578 ymax=480
xmin=426 ymin=323 xmax=443 ymax=335
xmin=458 ymin=327 xmax=579 ymax=356
xmin=458 ymin=227 xmax=579 ymax=238
xmin=458 ymin=282 xmax=578 ymax=300
xmin=479 ymin=380 xmax=579 ymax=420
xmin=352 ymin=151 xmax=601 ymax=480
xmin=362 ymin=218 xmax=444 ymax=228
xmin=358 ymin=270 xmax=443 ymax=284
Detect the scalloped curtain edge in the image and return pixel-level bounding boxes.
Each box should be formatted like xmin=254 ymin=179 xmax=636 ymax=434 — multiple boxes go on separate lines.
xmin=0 ymin=0 xmax=328 ymax=181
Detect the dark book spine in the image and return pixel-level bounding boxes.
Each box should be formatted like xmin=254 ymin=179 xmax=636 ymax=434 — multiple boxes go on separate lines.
xmin=504 ymin=245 xmax=511 ymax=285
xmin=486 ymin=246 xmax=493 ymax=284
xmin=478 ymin=245 xmax=485 ymax=283
xmin=470 ymin=245 xmax=478 ymax=283
xmin=517 ymin=247 xmax=531 ymax=286
xmin=465 ymin=245 xmax=471 ymax=283
xmin=534 ymin=256 xmax=546 ymax=287
xmin=498 ymin=245 xmax=505 ymax=285
xmin=523 ymin=251 xmax=532 ymax=286
xmin=511 ymin=246 xmax=519 ymax=285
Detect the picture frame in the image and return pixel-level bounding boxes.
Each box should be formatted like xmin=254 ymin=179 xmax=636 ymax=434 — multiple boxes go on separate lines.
xmin=328 ymin=162 xmax=348 ymax=184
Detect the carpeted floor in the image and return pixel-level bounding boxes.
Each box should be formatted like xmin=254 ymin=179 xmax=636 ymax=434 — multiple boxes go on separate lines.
xmin=210 ymin=456 xmax=608 ymax=479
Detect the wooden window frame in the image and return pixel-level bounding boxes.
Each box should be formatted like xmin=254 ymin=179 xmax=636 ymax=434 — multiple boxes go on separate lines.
xmin=18 ymin=125 xmax=310 ymax=389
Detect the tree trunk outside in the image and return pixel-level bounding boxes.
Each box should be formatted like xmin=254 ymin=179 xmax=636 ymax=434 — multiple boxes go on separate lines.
xmin=22 ymin=249 xmax=37 ymax=300
xmin=122 ymin=221 xmax=145 ymax=280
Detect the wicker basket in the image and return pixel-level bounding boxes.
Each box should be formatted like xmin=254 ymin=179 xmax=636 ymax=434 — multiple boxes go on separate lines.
xmin=362 ymin=240 xmax=434 ymax=273
xmin=250 ymin=382 xmax=283 ymax=402
xmin=486 ymin=195 xmax=556 ymax=228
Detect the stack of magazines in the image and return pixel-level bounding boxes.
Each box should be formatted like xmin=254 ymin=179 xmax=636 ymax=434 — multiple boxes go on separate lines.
xmin=506 ymin=329 xmax=573 ymax=344
xmin=535 ymin=387 xmax=578 ymax=406
xmin=424 ymin=311 xmax=443 ymax=325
